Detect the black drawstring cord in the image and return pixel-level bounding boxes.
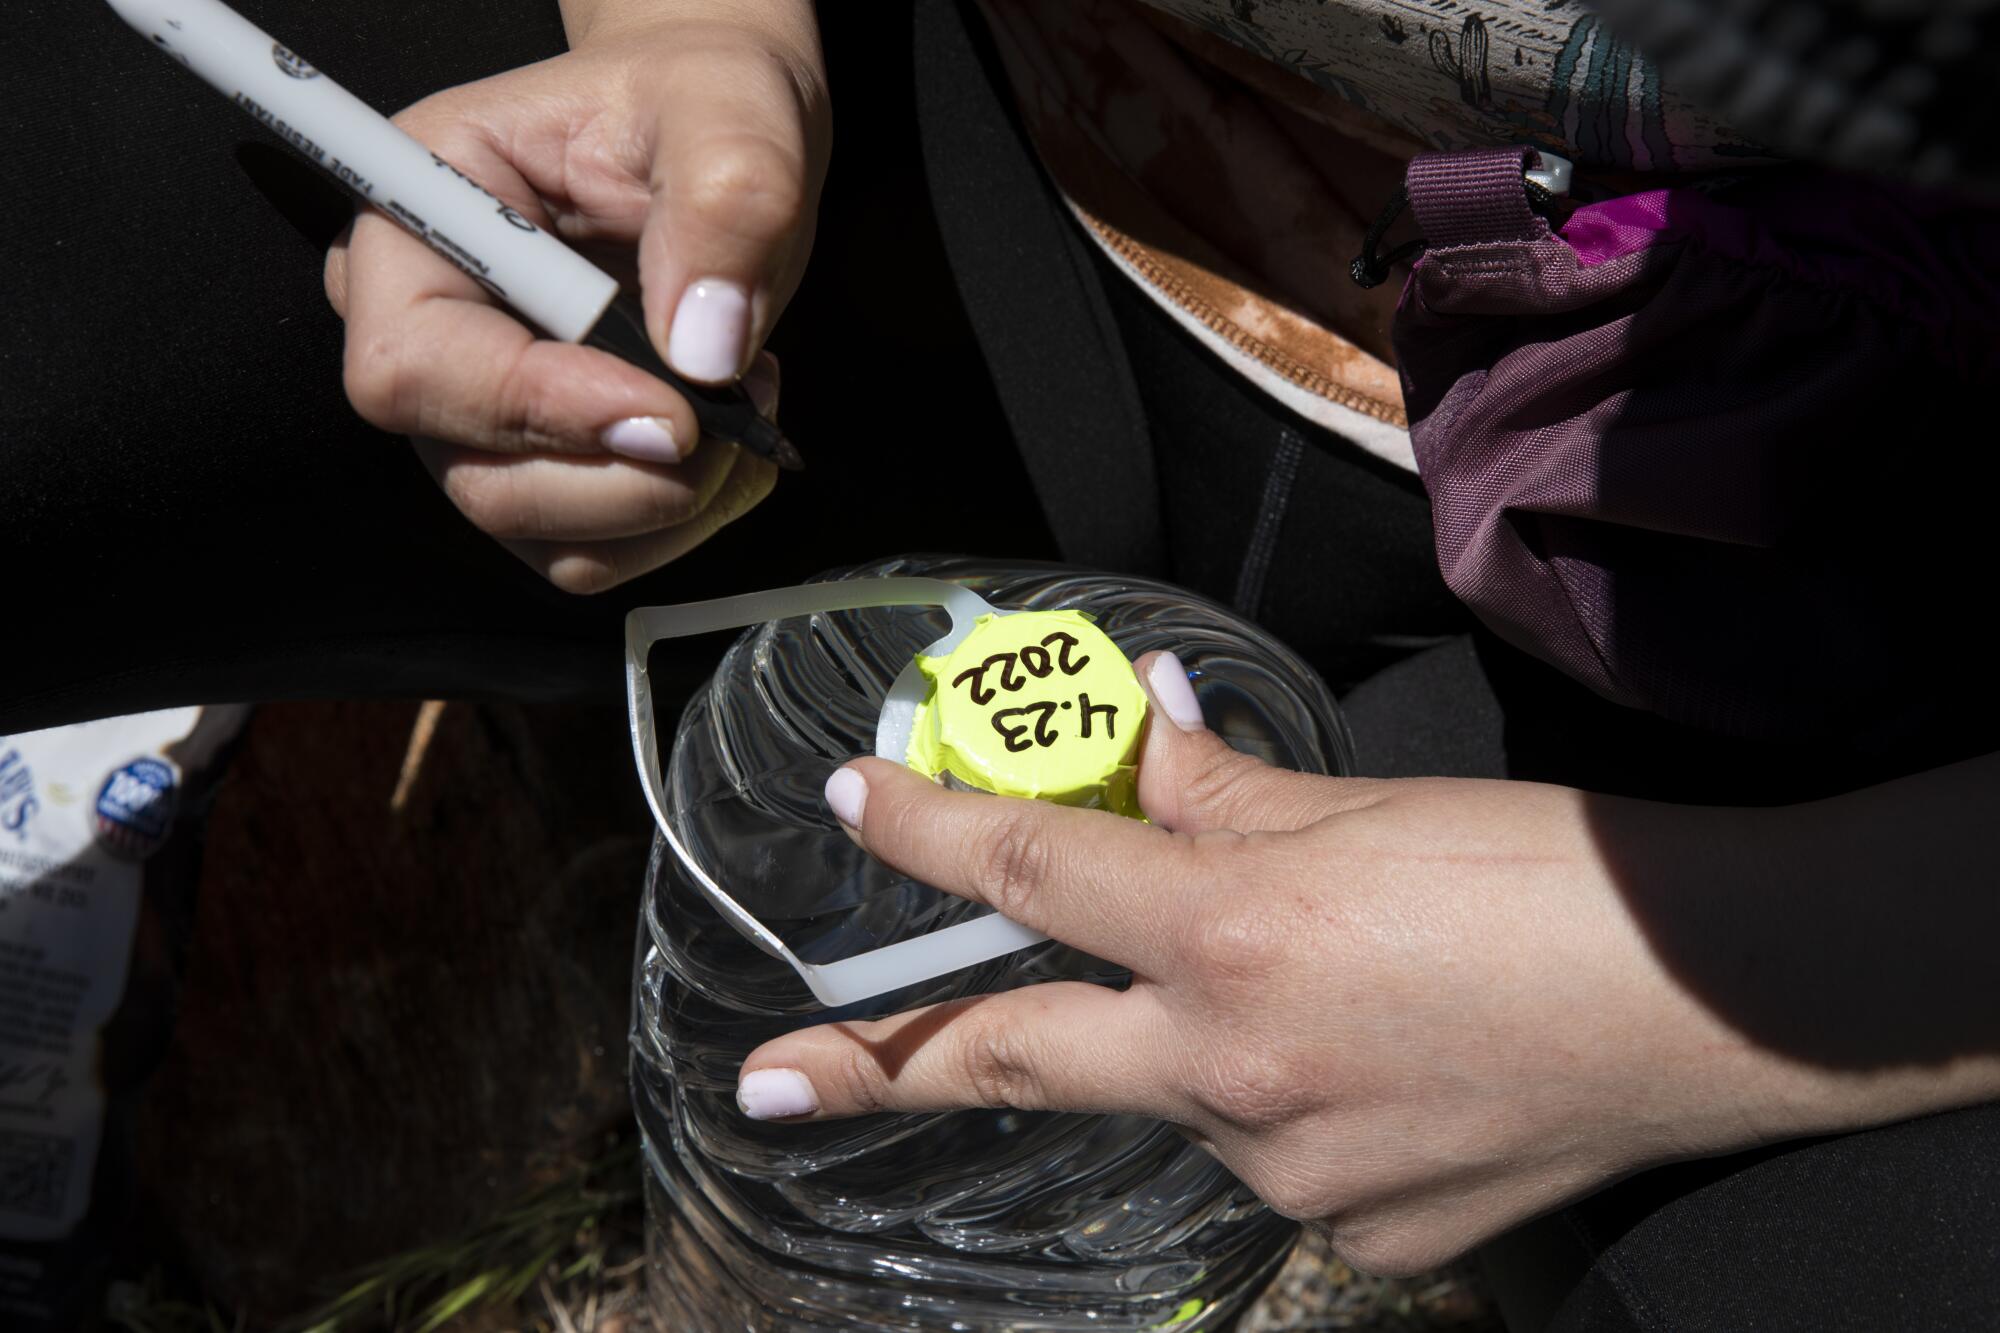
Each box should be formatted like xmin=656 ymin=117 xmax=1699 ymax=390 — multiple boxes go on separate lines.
xmin=1349 ymin=175 xmax=1564 ymax=289
xmin=1349 ymin=184 xmax=1421 ymax=289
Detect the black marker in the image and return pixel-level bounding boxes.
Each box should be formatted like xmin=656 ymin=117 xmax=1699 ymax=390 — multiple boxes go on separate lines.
xmin=107 ymin=0 xmax=803 ymax=471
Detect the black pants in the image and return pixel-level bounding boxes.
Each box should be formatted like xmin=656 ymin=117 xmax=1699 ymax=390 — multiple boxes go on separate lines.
xmin=0 ymin=0 xmax=1054 ymax=735
xmin=7 ymin=1 xmax=1996 ymax=1327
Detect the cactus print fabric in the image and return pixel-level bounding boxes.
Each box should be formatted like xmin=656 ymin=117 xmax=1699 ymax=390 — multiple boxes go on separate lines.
xmin=1104 ymin=0 xmax=1769 ymax=172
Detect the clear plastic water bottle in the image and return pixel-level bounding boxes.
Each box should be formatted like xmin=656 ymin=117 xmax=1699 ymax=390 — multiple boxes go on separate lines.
xmin=632 ymin=556 xmax=1352 ymax=1331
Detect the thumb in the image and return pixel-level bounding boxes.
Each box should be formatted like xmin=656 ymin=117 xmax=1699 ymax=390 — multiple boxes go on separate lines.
xmin=1133 ymin=650 xmax=1374 ymax=835
xmin=639 ymin=38 xmax=826 ymax=383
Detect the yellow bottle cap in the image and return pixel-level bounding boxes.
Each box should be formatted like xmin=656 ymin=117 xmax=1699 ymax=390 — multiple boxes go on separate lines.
xmin=904 ymin=610 xmax=1148 ymax=817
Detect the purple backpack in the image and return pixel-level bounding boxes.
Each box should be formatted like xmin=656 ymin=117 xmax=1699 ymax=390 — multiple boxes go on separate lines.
xmin=1391 ymin=147 xmax=2000 ymax=742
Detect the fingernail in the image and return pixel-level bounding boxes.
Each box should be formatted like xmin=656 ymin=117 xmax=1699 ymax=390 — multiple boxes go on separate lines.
xmin=1147 ymin=652 xmax=1206 ymax=732
xmin=737 ymin=1067 xmax=818 ymax=1121
xmin=824 ymin=767 xmax=867 ymax=829
xmin=600 ymin=416 xmax=686 ymax=464
xmin=668 ymin=278 xmax=751 ymax=383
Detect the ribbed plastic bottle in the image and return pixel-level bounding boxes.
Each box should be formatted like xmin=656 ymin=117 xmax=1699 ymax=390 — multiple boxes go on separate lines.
xmin=633 ymin=556 xmax=1352 ymax=1331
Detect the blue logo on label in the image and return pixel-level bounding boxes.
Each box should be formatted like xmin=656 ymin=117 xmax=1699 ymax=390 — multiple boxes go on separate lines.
xmin=0 ymin=748 xmax=37 ymax=843
xmin=94 ymin=757 xmax=177 ymax=859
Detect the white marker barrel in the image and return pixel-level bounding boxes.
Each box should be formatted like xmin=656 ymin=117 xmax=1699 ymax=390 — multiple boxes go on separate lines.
xmin=105 ymin=0 xmax=618 ymax=342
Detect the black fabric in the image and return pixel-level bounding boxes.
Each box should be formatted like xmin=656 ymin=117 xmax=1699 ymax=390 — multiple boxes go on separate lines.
xmin=1 ymin=0 xmax=1052 ymax=735
xmin=912 ymin=0 xmax=1166 ymax=577
xmin=1340 ymin=635 xmax=1505 ymax=781
xmin=1535 ymin=1103 xmax=2000 ymax=1332
xmin=1228 ymin=425 xmax=1305 ymax=619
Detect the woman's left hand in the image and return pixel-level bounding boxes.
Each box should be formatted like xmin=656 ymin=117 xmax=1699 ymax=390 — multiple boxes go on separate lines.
xmin=737 ymin=651 xmax=1848 ymax=1275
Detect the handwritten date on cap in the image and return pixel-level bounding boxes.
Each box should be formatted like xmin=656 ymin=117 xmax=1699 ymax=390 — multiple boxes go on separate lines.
xmin=907 ymin=609 xmax=1147 ymax=812
xmin=947 ymin=631 xmax=1121 ymax=753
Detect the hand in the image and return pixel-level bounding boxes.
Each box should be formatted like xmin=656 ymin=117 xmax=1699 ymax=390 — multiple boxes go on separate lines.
xmin=322 ymin=5 xmax=826 ymax=591
xmin=736 ymin=652 xmax=1846 ymax=1275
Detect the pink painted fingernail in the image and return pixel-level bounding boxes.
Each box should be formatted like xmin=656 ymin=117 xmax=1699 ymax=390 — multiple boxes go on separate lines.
xmin=668 ymin=278 xmax=751 ymax=383
xmin=1147 ymin=652 xmax=1206 ymax=732
xmin=737 ymin=1068 xmax=818 ymax=1120
xmin=824 ymin=767 xmax=868 ymax=829
xmin=601 ymin=416 xmax=686 ymax=464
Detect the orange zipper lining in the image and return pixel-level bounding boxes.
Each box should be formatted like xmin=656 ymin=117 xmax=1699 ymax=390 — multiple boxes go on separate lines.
xmin=1078 ymin=209 xmax=1410 ymax=430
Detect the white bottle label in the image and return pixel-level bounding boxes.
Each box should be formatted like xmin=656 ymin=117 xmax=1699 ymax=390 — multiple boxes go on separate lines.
xmin=0 ymin=708 xmax=201 ymax=1242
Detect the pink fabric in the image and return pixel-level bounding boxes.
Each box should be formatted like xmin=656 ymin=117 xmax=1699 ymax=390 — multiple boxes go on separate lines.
xmin=1561 ymin=191 xmax=1677 ymax=267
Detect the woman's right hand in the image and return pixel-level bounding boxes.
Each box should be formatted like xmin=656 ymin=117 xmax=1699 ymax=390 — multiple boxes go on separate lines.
xmin=739 ymin=655 xmax=2000 ymax=1276
xmin=322 ymin=1 xmax=827 ymax=591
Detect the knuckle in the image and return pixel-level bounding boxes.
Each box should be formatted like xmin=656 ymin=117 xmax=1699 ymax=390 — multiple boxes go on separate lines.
xmin=959 ymin=1015 xmax=1041 ymax=1111
xmin=971 ymin=808 xmax=1053 ymax=926
xmin=438 ymin=465 xmax=521 ymax=537
xmin=342 ymin=331 xmax=406 ymax=428
xmin=1185 ymin=889 xmax=1291 ymax=986
xmin=643 ymin=479 xmax=706 ymax=533
xmin=494 ymin=345 xmax=568 ymax=452
xmin=322 ymin=247 xmax=351 ymax=317
xmin=825 ymin=1044 xmax=890 ymax=1117
xmin=679 ymin=133 xmax=807 ymax=241
xmin=1178 ymin=750 xmax=1270 ymax=825
xmin=390 ymin=97 xmax=462 ymax=145
xmin=544 ymin=553 xmax=623 ymax=596
xmin=1188 ymin=1039 xmax=1312 ymax=1131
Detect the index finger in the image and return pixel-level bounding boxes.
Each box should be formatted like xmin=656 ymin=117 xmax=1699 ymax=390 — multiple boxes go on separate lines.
xmin=341 ymin=209 xmax=701 ymax=456
xmin=826 ymin=758 xmax=1194 ymax=971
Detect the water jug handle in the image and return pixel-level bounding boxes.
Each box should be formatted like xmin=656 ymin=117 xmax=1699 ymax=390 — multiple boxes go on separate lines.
xmin=799 ymin=911 xmax=1049 ymax=1009
xmin=624 ymin=578 xmax=1051 ymax=1007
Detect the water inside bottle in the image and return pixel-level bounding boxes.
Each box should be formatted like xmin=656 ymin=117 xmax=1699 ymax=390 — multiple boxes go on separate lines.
xmin=633 ymin=557 xmax=1352 ymax=1330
